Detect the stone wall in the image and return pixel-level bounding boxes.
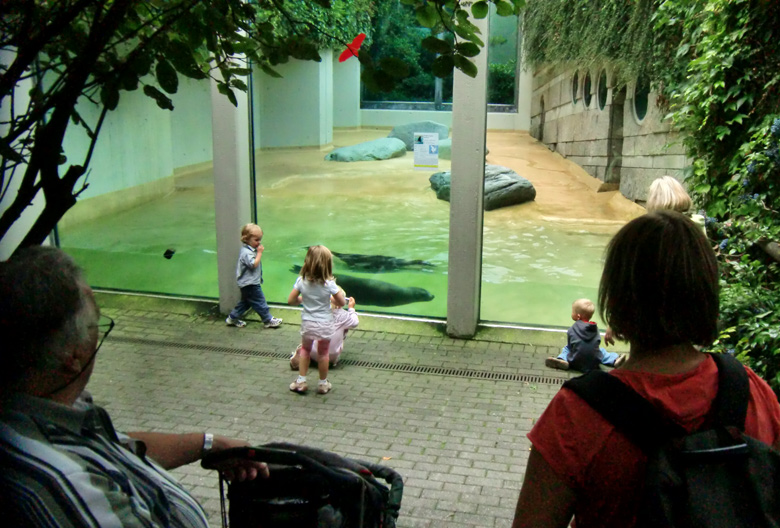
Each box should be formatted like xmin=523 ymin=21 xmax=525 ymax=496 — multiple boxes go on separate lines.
xmin=529 ymin=64 xmax=690 ymax=201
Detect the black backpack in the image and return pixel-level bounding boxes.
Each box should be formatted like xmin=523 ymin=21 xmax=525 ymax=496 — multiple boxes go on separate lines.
xmin=202 ymin=442 xmax=403 ymax=528
xmin=564 ymin=353 xmax=780 ymax=528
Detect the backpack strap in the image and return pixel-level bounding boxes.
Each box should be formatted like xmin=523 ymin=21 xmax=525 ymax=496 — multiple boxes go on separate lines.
xmin=708 ymin=352 xmax=750 ymax=431
xmin=564 ymin=370 xmax=686 ymax=453
xmin=563 ymin=353 xmax=751 ymax=453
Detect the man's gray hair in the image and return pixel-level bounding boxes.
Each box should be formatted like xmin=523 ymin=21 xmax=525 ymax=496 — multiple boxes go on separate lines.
xmin=0 ymin=246 xmax=87 ymax=388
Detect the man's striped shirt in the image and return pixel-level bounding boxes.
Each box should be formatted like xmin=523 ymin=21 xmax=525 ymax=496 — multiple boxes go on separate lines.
xmin=0 ymin=392 xmax=210 ymax=527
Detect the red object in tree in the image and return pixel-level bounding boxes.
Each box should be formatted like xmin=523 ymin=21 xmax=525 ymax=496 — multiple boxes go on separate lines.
xmin=339 ymin=33 xmax=366 ymax=62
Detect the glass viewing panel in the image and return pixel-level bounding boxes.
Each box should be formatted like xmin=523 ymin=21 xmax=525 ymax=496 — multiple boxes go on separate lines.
xmin=249 ymin=52 xmax=449 ymax=319
xmin=361 ymin=1 xmax=453 ymax=108
xmin=57 ymin=78 xmax=219 ymax=297
xmin=487 ymin=5 xmax=518 ymax=107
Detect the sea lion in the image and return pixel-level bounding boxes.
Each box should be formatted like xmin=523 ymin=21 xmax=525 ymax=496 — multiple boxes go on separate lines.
xmin=331 ymin=251 xmax=435 ymax=272
xmin=290 ymin=265 xmax=434 ymax=307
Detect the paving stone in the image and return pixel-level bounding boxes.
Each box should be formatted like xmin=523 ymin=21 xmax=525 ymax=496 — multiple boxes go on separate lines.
xmin=87 ymin=305 xmax=575 ymax=526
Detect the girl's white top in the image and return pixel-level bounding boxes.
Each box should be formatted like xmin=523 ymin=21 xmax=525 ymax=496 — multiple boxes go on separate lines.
xmin=294 ymin=276 xmax=340 ymax=322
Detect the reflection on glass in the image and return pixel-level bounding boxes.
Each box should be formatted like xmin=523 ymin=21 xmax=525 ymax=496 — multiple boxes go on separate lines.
xmin=597 ymin=70 xmax=608 ymax=110
xmin=634 ymin=77 xmax=650 ymax=121
xmin=583 ymin=72 xmax=593 ymax=107
xmin=362 ymin=1 xmax=452 ymax=107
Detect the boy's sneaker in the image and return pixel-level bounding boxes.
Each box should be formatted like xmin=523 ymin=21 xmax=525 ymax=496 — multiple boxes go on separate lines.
xmin=226 ymin=316 xmax=246 ymax=328
xmin=289 ymin=380 xmax=308 ymax=393
xmin=545 ymin=357 xmax=569 ymax=370
xmin=317 ymin=380 xmax=332 ymax=394
xmin=264 ymin=317 xmax=283 ymax=328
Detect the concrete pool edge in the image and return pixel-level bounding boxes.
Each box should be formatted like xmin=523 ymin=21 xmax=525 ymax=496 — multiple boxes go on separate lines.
xmin=94 ymin=290 xmax=629 ymax=351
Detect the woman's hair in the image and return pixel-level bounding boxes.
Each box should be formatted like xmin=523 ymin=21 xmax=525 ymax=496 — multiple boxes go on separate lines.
xmin=646 ymin=176 xmax=692 ymax=213
xmin=599 ymin=211 xmax=719 ymax=349
xmin=300 ymin=245 xmax=334 ymax=284
xmin=240 ymin=223 xmax=262 ymax=243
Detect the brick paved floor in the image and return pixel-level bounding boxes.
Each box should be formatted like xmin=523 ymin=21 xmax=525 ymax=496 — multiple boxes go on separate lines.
xmin=87 ymin=297 xmax=617 ymax=528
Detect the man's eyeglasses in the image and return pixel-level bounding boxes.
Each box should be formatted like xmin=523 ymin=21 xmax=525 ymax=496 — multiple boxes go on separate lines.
xmin=46 ymin=315 xmax=115 ymax=397
xmin=91 ymin=315 xmax=115 ymax=355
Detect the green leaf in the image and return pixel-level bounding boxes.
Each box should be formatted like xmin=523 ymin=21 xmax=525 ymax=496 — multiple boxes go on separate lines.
xmin=455 ymin=42 xmax=480 ymax=57
xmin=217 ymin=82 xmax=238 ymax=107
xmin=431 ymin=54 xmax=455 ymax=78
xmin=422 ymin=36 xmax=452 ymax=54
xmin=694 ymin=183 xmax=711 ymax=193
xmin=155 ymin=59 xmax=179 ymax=94
xmin=230 ymin=79 xmax=248 ymax=91
xmin=416 ymin=4 xmax=438 ymax=28
xmin=260 ymin=64 xmax=282 ymax=78
xmin=454 ymin=54 xmax=478 ymax=77
xmin=100 ymin=84 xmax=120 ymax=111
xmin=143 ymin=85 xmax=174 ymax=111
xmin=471 ymin=1 xmax=489 ymax=19
xmin=378 ymin=57 xmax=410 ymax=79
xmin=167 ymin=40 xmax=206 ymax=80
xmin=495 ymin=1 xmax=514 ymax=17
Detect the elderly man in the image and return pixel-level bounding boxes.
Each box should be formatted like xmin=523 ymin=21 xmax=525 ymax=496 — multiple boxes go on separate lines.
xmin=0 ymin=246 xmax=266 ymax=526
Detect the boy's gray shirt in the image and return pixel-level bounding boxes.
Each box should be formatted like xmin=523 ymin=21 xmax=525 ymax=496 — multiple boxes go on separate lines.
xmin=236 ymin=244 xmax=263 ymax=287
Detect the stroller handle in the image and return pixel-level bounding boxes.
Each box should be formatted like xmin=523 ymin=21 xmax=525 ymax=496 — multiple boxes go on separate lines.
xmin=202 ymin=446 xmax=364 ymax=488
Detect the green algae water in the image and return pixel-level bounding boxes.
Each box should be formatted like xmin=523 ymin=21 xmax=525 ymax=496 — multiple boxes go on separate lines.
xmin=59 ymin=131 xmax=639 ymax=328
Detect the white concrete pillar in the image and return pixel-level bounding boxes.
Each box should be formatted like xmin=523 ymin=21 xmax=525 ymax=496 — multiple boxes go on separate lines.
xmin=211 ymin=76 xmax=251 ymax=314
xmin=447 ymin=16 xmax=489 ymax=338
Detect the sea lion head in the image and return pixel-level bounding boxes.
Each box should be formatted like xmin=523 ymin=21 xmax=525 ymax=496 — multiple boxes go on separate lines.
xmin=409 ymin=287 xmax=434 ymax=302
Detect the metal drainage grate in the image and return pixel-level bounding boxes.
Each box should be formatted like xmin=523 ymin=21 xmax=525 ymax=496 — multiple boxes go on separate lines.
xmin=112 ymin=336 xmax=566 ymax=385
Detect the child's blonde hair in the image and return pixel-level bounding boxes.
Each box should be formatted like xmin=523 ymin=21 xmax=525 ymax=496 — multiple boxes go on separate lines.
xmin=240 ymin=223 xmax=262 ymax=243
xmin=300 ymin=245 xmax=334 ymax=284
xmin=572 ymin=298 xmax=596 ymax=320
xmin=331 ymin=287 xmax=347 ymax=309
xmin=646 ymin=176 xmax=692 ymax=213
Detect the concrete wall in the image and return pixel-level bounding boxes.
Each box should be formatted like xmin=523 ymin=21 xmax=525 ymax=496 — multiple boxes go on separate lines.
xmin=254 ymin=51 xmax=334 ymax=149
xmin=333 ymin=55 xmax=361 ymax=128
xmin=529 ymin=64 xmax=688 ymax=201
xmin=170 ymin=77 xmax=213 ymax=169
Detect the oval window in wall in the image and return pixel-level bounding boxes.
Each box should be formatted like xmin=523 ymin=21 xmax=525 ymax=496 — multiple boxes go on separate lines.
xmin=634 ymin=76 xmax=650 ymax=122
xmin=583 ymin=72 xmax=592 ymax=108
xmin=597 ymin=70 xmax=608 ymax=110
xmin=572 ymin=72 xmax=579 ymax=104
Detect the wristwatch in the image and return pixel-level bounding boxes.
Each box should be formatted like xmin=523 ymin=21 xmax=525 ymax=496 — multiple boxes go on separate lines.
xmin=202 ymin=433 xmax=214 ymax=455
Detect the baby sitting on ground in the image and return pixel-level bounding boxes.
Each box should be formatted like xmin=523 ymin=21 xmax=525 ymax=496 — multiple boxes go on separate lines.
xmin=546 ymin=298 xmax=626 ymax=373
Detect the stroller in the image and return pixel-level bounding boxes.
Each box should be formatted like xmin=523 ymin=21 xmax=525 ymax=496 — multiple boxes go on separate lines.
xmin=201 ymin=442 xmax=404 ymax=528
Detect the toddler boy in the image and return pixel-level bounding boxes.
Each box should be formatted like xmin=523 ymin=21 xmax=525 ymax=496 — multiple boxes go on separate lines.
xmin=226 ymin=223 xmax=282 ymax=329
xmin=545 ymin=298 xmax=625 ymax=372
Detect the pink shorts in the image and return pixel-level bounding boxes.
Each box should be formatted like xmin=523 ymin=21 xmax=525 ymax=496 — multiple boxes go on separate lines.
xmin=300 ymin=319 xmax=335 ymax=341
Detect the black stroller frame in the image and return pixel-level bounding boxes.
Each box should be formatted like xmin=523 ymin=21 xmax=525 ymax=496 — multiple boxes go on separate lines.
xmin=202 ymin=442 xmax=404 ymax=528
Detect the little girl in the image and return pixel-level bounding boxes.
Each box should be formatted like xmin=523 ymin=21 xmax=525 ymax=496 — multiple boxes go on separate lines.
xmin=288 ymin=245 xmax=346 ymax=394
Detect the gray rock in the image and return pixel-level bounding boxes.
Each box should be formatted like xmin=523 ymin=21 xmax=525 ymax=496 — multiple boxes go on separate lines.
xmin=388 ymin=121 xmax=449 ymax=151
xmin=429 ymin=164 xmax=536 ymax=210
xmin=325 ymin=138 xmax=407 ymax=162
xmin=438 ymin=138 xmax=488 ymax=160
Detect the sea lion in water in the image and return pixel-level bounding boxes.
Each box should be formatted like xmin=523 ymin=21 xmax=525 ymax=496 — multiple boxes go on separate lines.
xmin=290 ymin=265 xmax=434 ymax=307
xmin=331 ymin=251 xmax=435 ymax=272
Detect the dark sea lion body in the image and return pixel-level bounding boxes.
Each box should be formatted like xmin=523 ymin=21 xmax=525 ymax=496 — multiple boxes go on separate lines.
xmin=332 ymin=251 xmax=435 ymax=272
xmin=290 ymin=265 xmax=434 ymax=307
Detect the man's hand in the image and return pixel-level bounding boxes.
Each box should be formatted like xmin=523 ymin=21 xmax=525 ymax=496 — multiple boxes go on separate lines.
xmin=209 ymin=437 xmax=269 ymax=482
